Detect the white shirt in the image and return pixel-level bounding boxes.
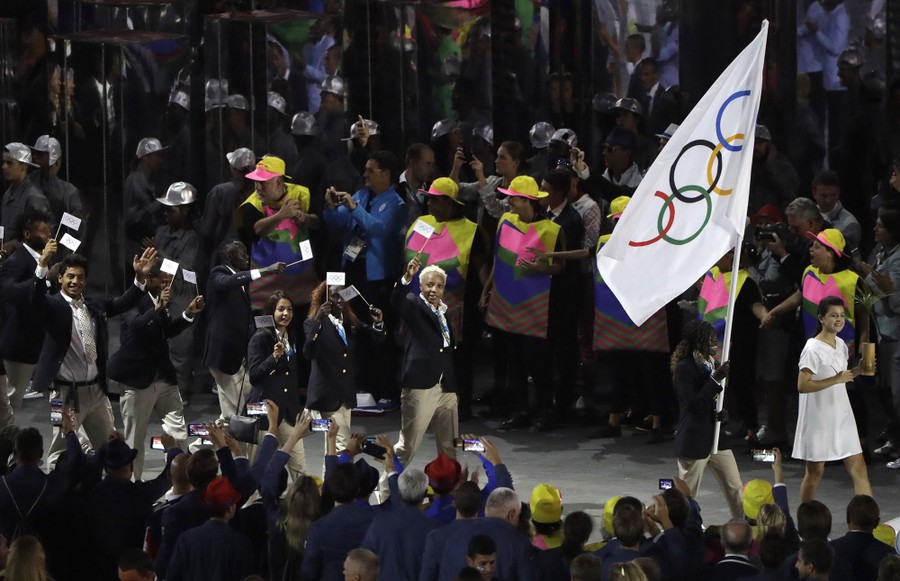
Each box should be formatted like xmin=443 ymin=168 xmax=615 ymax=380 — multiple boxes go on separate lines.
xmin=57 ymin=292 xmax=99 ymax=382
xmin=23 ymin=243 xmax=49 ymax=279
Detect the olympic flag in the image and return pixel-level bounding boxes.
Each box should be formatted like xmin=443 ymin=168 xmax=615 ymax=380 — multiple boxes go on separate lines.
xmin=597 ymin=22 xmax=768 ymax=326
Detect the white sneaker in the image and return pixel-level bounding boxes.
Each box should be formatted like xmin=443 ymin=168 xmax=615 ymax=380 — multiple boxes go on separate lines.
xmin=887 ymin=458 xmax=900 ymax=470
xmin=874 ymin=441 xmax=896 ymax=456
xmin=756 ymin=424 xmax=768 ymax=440
xmin=23 ymin=388 xmax=43 ymax=400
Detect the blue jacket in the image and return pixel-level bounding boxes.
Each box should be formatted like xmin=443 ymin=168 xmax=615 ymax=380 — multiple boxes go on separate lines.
xmin=437 ymin=517 xmax=536 ymax=581
xmin=362 ymin=502 xmax=439 ymax=581
xmin=166 ymin=519 xmax=255 ymax=581
xmin=301 ymin=502 xmax=375 ymax=581
xmin=420 ymin=519 xmax=474 ymax=581
xmin=323 ymin=185 xmax=406 ymax=281
xmin=830 ymin=531 xmax=893 ymax=581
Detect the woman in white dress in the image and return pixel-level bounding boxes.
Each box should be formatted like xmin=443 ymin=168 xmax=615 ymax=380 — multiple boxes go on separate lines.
xmin=795 ymin=296 xmax=872 ymax=502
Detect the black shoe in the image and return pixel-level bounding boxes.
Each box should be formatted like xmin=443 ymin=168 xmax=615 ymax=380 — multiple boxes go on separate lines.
xmin=535 ymin=412 xmax=556 ymax=432
xmin=646 ymin=428 xmax=664 ymax=444
xmin=499 ymin=413 xmax=531 ymax=430
xmin=588 ymin=424 xmax=622 ymax=439
xmin=479 ymin=406 xmax=511 ymax=419
xmin=876 ymin=429 xmax=891 ymax=446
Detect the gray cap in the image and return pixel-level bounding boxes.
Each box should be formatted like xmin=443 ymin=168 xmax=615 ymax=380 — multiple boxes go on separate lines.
xmin=344 ymin=119 xmax=379 ymax=140
xmin=550 ymin=128 xmax=577 ymax=148
xmin=226 ymin=148 xmax=255 ymax=171
xmin=529 ymin=122 xmax=555 ymax=149
xmin=32 ymin=135 xmax=62 ymax=166
xmin=156 ymin=182 xmax=197 ymax=206
xmin=225 ymin=94 xmax=249 ymax=111
xmin=655 ymin=123 xmax=680 ymax=140
xmin=472 ymin=124 xmax=493 ymax=146
xmin=838 ymin=48 xmax=865 ymax=68
xmin=592 ymin=93 xmax=618 ymax=113
xmin=267 ymin=91 xmax=287 ymax=115
xmin=205 ymin=78 xmax=228 ymax=107
xmin=291 ymin=112 xmax=317 ymax=136
xmin=169 ymin=90 xmax=190 ymax=111
xmin=320 ymin=75 xmax=346 ymax=98
xmin=3 ymin=143 xmax=38 ymax=167
xmin=614 ymin=97 xmax=643 ymax=116
xmin=755 ymin=124 xmax=772 ymax=142
xmin=135 ymin=137 xmax=166 ymax=159
xmin=868 ymin=14 xmax=886 ymax=40
xmin=431 ymin=119 xmax=458 ymax=142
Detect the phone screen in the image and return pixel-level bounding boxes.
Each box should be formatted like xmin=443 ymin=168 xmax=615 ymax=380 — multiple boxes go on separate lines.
xmin=50 ymin=399 xmax=64 ymax=427
xmin=658 ymin=478 xmax=674 ymax=490
xmin=751 ymin=449 xmax=776 ymax=462
xmin=151 ymin=436 xmax=165 ymax=451
xmin=310 ymin=419 xmax=331 ymax=432
xmin=246 ymin=402 xmax=268 ymax=416
xmin=188 ymin=423 xmax=209 ymax=437
xmin=454 ymin=437 xmax=485 ymax=453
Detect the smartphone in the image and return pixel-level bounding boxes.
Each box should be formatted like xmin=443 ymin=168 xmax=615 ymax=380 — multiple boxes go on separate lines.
xmin=187 ymin=423 xmax=209 ymax=437
xmin=310 ymin=418 xmax=332 ymax=432
xmin=246 ymin=401 xmax=268 ymax=416
xmin=50 ymin=399 xmax=64 ymax=427
xmin=453 ymin=437 xmax=485 ymax=453
xmin=151 ymin=436 xmax=165 ymax=451
xmin=751 ymin=449 xmax=776 ymax=463
xmin=658 ymin=478 xmax=674 ymax=491
xmin=362 ymin=440 xmax=387 ymax=460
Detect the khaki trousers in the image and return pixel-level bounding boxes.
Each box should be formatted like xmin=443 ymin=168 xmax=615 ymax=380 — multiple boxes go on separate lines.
xmin=309 ymin=405 xmax=352 ymax=456
xmin=210 ymin=366 xmax=248 ymax=421
xmin=121 ymin=379 xmax=188 ymax=480
xmin=0 ymin=374 xmax=11 ymax=427
xmin=46 ymin=385 xmax=115 ymax=467
xmin=264 ymin=419 xmax=307 ymax=480
xmin=677 ymin=450 xmax=744 ymax=519
xmin=3 ymin=360 xmax=35 ymax=410
xmin=395 ymin=385 xmax=459 ymax=467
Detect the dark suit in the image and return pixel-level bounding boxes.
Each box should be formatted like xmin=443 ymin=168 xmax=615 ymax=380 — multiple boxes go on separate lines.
xmin=672 ymin=358 xmax=725 ymax=459
xmin=391 ymin=283 xmax=458 ymax=391
xmin=301 ymin=502 xmax=375 ymax=581
xmin=420 ymin=519 xmax=474 ymax=581
xmin=706 ymin=554 xmax=759 ymax=581
xmin=202 ymin=266 xmax=254 ymax=374
xmin=361 ymin=502 xmax=438 ymax=581
xmin=156 ymin=489 xmax=210 ymax=579
xmin=0 ymin=245 xmax=45 ymax=363
xmin=247 ymin=329 xmax=304 ymax=426
xmin=830 ymin=531 xmax=893 ymax=581
xmin=644 ymin=85 xmax=677 ymax=137
xmin=303 ymin=316 xmax=385 ymax=412
xmin=437 ymin=517 xmax=536 ymax=581
xmin=167 ymin=519 xmax=255 ymax=581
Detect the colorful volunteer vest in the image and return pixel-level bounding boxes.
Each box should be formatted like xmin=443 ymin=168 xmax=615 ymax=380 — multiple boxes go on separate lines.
xmin=696 ymin=267 xmax=749 ymax=344
xmin=593 ymin=235 xmax=669 ymax=352
xmin=240 ymin=183 xmax=319 ymax=310
xmin=485 ymin=212 xmax=560 ymax=339
xmin=404 ymin=215 xmax=477 ymax=336
xmin=801 ymin=266 xmax=860 ymax=353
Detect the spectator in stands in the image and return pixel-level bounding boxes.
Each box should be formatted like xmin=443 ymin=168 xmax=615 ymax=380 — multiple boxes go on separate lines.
xmin=831 ymin=495 xmax=893 ymax=581
xmin=29 ymin=135 xmax=83 ymax=230
xmin=453 ymin=140 xmax=529 ymax=222
xmin=537 ymin=511 xmax=593 ymax=580
xmin=200 ymin=148 xmax=256 ymax=264
xmin=3 ymin=535 xmax=50 ymax=581
xmin=398 ymin=143 xmax=437 ymax=228
xmin=123 ymin=138 xmax=164 ymax=261
xmin=610 ymin=99 xmax=656 ymax=170
xmin=597 ymin=504 xmax=645 ymax=579
xmin=811 ymin=170 xmax=861 ymax=256
xmin=466 ymin=535 xmax=497 ymax=581
xmin=708 ymin=520 xmax=758 ymax=581
xmin=289 ymin=113 xmax=328 ymax=203
xmin=571 ymin=553 xmax=603 ymax=581
xmin=879 ymin=554 xmax=900 ymax=581
xmin=531 ymin=483 xmax=564 ymax=550
xmin=607 ymin=561 xmax=646 ymax=581
xmin=795 ymin=539 xmax=834 ymax=581
xmin=117 ymin=549 xmax=156 ymax=581
xmin=597 ymin=127 xmax=642 ymax=200
xmin=420 ymin=481 xmax=483 ymax=581
xmin=342 ymin=548 xmax=379 ymax=581
xmin=637 ymin=58 xmax=676 ymax=138
xmin=749 ymin=124 xmax=799 ymax=214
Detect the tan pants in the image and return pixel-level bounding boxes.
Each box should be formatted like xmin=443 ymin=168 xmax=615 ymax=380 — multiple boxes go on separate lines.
xmin=3 ymin=360 xmax=35 ymax=410
xmin=395 ymin=385 xmax=459 ymax=467
xmin=309 ymin=405 xmax=352 ymax=456
xmin=677 ymin=450 xmax=744 ymax=519
xmin=121 ymin=379 xmax=189 ymax=480
xmin=266 ymin=419 xmax=307 ymax=479
xmin=0 ymin=374 xmax=11 ymax=427
xmin=46 ymin=385 xmax=115 ymax=467
xmin=210 ymin=366 xmax=247 ymax=421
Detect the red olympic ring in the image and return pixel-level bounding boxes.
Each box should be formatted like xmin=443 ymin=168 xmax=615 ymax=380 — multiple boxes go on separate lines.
xmin=628 ymin=191 xmax=675 ymax=247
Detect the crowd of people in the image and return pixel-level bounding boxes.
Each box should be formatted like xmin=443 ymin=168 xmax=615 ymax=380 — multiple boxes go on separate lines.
xmin=0 ymin=0 xmax=899 ymax=579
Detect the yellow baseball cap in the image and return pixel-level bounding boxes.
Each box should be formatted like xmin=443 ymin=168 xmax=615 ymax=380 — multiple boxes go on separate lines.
xmin=420 ymin=177 xmax=464 ymax=206
xmin=530 ymin=483 xmax=563 ymax=524
xmin=805 ymin=228 xmax=846 ymax=257
xmin=742 ymin=480 xmax=774 ymax=520
xmin=497 ymin=175 xmax=548 ymax=200
xmin=246 ymin=155 xmax=291 ymax=182
xmin=602 ymin=496 xmax=621 ymax=537
xmin=607 ymin=195 xmax=631 ymax=218
xmin=875 ymin=523 xmax=895 ymax=547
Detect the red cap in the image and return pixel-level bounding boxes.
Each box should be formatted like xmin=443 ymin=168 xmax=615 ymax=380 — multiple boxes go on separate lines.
xmin=750 ymin=204 xmax=783 ymax=225
xmin=202 ymin=477 xmax=241 ymax=509
xmin=424 ymin=452 xmax=462 ymax=494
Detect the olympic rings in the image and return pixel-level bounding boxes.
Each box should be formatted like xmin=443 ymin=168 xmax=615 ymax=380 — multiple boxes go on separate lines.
xmin=715 ymin=90 xmax=750 ymax=152
xmin=708 ymin=133 xmax=744 ymax=196
xmin=669 ymin=139 xmax=721 ymax=203
xmin=629 ymin=191 xmax=675 ymax=247
xmin=658 ymin=186 xmax=712 ymax=245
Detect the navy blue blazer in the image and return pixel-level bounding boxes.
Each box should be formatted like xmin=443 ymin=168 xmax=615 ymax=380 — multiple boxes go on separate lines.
xmin=672 ymin=357 xmax=726 ymax=459
xmin=301 ymin=502 xmax=375 ymax=581
xmin=420 ymin=519 xmax=474 ymax=581
xmin=166 ymin=519 xmax=255 ymax=581
xmin=706 ymin=555 xmax=759 ymax=581
xmin=247 ymin=329 xmax=304 ymax=425
xmin=32 ymin=283 xmax=145 ymax=393
xmin=0 ymin=245 xmax=45 ymax=363
xmin=361 ymin=502 xmax=439 ymax=581
xmin=303 ymin=315 xmax=385 ymax=412
xmin=391 ymin=283 xmax=458 ymax=391
xmin=437 ymin=517 xmax=536 ymax=581
xmin=107 ymin=293 xmax=192 ymax=389
xmin=202 ymin=266 xmax=254 ymax=374
xmin=156 ymin=490 xmax=210 ymax=579
xmin=831 ymin=531 xmax=893 ymax=581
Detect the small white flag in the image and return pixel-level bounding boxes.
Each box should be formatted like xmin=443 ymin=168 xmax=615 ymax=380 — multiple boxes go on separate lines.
xmin=413 ymin=220 xmax=436 ymax=239
xmin=59 ymin=233 xmax=81 ymax=252
xmin=160 ymin=258 xmax=180 ymax=276
xmin=326 ymin=271 xmax=345 ymax=286
xmin=299 ymin=240 xmax=313 ymax=261
xmin=60 ymin=212 xmax=82 ymax=231
xmin=338 ymin=285 xmax=360 ymax=301
xmin=182 ymin=269 xmax=197 ymax=284
xmin=254 ymin=315 xmax=276 ymax=328
xmin=0 ymin=226 xmax=5 ymax=240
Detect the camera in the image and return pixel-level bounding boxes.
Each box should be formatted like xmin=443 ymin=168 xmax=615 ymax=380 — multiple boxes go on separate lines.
xmin=754 ymin=222 xmax=789 ymax=243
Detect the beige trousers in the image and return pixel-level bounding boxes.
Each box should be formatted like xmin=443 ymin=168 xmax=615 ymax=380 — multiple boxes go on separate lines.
xmin=210 ymin=366 xmax=248 ymax=421
xmin=46 ymin=385 xmax=115 ymax=467
xmin=677 ymin=450 xmax=744 ymax=519
xmin=266 ymin=419 xmax=307 ymax=480
xmin=395 ymin=385 xmax=459 ymax=467
xmin=0 ymin=374 xmax=11 ymax=427
xmin=121 ymin=379 xmax=189 ymax=480
xmin=3 ymin=360 xmax=35 ymax=410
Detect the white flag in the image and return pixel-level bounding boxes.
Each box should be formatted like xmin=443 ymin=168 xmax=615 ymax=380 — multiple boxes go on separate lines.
xmin=254 ymin=315 xmax=275 ymax=328
xmin=299 ymin=239 xmax=313 ymax=261
xmin=182 ymin=269 xmax=197 ymax=284
xmin=597 ymin=22 xmax=768 ymax=326
xmin=59 ymin=233 xmax=81 ymax=252
xmin=338 ymin=285 xmax=360 ymax=301
xmin=412 ymin=220 xmax=435 ymax=239
xmin=60 ymin=212 xmax=82 ymax=231
xmin=326 ymin=271 xmax=345 ymax=286
xmin=160 ymin=258 xmax=179 ymax=276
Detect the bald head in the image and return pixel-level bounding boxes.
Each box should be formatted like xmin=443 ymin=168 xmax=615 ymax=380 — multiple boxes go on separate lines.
xmin=343 ymin=548 xmax=378 ymax=581
xmin=170 ymin=452 xmax=190 ymax=492
xmin=721 ymin=519 xmax=754 ymax=555
xmin=485 ymin=487 xmax=521 ymax=525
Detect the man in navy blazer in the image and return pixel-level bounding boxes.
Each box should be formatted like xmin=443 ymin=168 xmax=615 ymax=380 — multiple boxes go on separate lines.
xmin=108 ymin=262 xmax=205 ymax=479
xmin=0 ymin=210 xmax=56 ymax=413
xmin=419 ymin=482 xmax=489 ymax=581
xmin=203 ymin=240 xmax=283 ymax=420
xmin=707 ymin=520 xmax=759 ymax=581
xmin=437 ymin=488 xmax=536 ymax=581
xmin=33 ymin=250 xmax=155 ymax=466
xmin=391 ymin=256 xmax=459 ymax=473
xmin=830 ymin=495 xmax=893 ymax=581
xmin=361 ymin=469 xmax=438 ymax=580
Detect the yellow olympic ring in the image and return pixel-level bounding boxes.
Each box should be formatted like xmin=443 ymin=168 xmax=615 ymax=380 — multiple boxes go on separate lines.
xmin=706 ymin=133 xmax=744 ymax=196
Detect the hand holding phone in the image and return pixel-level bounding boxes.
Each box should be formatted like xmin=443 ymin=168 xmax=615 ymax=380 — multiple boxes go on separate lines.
xmin=310 ymin=418 xmax=332 ymax=432
xmin=751 ymin=449 xmax=776 ymax=462
xmin=151 ymin=436 xmax=165 ymax=451
xmin=658 ymin=478 xmax=674 ymax=490
xmin=246 ymin=401 xmax=268 ymax=416
xmin=454 ymin=437 xmax=485 ymax=453
xmin=50 ymin=399 xmax=64 ymax=427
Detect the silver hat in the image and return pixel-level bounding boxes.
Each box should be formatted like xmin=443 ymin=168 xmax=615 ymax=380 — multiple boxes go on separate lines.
xmin=32 ymin=135 xmax=62 ymax=166
xmin=267 ymin=91 xmax=287 ymax=116
xmin=472 ymin=124 xmax=493 ymax=146
xmin=169 ymin=90 xmax=190 ymax=111
xmin=156 ymin=182 xmax=197 ymax=206
xmin=135 ymin=137 xmax=166 ymax=159
xmin=343 ymin=118 xmax=379 ymax=141
xmin=592 ymin=93 xmax=618 ymax=113
xmin=226 ymin=148 xmax=255 ymax=171
xmin=655 ymin=123 xmax=680 ymax=140
xmin=550 ymin=128 xmax=577 ymax=148
xmin=838 ymin=48 xmax=865 ymax=68
xmin=291 ymin=112 xmax=317 ymax=136
xmin=529 ymin=122 xmax=555 ymax=150
xmin=225 ymin=94 xmax=249 ymax=111
xmin=431 ymin=119 xmax=458 ymax=142
xmin=320 ymin=75 xmax=346 ymax=98
xmin=755 ymin=124 xmax=772 ymax=142
xmin=3 ymin=143 xmax=38 ymax=167
xmin=205 ymin=78 xmax=228 ymax=107
xmin=614 ymin=97 xmax=643 ymax=116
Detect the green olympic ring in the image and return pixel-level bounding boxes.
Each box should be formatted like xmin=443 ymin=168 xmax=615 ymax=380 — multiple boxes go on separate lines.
xmin=657 ymin=185 xmax=712 ymax=245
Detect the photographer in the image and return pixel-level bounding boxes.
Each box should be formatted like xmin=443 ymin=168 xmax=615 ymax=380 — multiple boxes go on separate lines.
xmin=763 ymin=197 xmax=827 ymax=287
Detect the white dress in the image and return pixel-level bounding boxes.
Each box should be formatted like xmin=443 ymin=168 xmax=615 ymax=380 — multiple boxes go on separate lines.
xmin=793 ymin=337 xmax=862 ymax=461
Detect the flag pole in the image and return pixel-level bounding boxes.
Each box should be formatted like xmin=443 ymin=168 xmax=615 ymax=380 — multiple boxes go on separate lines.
xmin=711 ymin=230 xmax=744 ymax=454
